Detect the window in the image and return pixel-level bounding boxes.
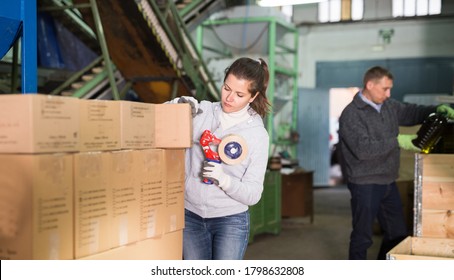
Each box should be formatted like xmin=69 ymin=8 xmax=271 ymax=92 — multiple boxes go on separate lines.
xmin=281 ymin=5 xmax=294 ymax=21
xmin=392 ymin=0 xmax=441 ymax=17
xmin=319 ymin=0 xmax=363 ymax=23
xmin=351 ymin=0 xmax=364 ymax=21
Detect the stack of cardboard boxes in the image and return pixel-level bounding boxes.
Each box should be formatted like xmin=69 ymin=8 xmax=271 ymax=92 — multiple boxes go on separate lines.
xmin=0 ymin=94 xmax=191 ymax=260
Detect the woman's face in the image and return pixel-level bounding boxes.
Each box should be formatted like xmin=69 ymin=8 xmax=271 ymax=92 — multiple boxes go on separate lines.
xmin=221 ymin=74 xmax=258 ymax=113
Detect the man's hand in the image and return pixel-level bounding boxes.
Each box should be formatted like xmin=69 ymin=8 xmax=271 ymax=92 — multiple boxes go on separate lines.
xmin=397 ymin=134 xmax=421 ymax=152
xmin=437 ymin=104 xmax=454 ymax=119
xmin=202 ymin=161 xmax=231 ymax=188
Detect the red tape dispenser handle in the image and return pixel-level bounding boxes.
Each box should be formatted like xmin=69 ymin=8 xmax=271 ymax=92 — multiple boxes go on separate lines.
xmin=200 ymin=130 xmax=222 ymax=184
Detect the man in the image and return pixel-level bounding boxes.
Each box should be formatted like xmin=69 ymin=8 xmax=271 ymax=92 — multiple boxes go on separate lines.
xmin=338 ymin=66 xmax=454 ymax=260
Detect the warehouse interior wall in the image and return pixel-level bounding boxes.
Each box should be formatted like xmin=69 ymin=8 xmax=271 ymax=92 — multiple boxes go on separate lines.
xmin=297 ymin=88 xmax=330 ymax=186
xmin=285 ymin=1 xmax=453 ymax=186
xmin=294 ymin=3 xmax=454 ymax=90
xmin=316 ymin=57 xmax=454 ymax=102
xmin=297 ymin=18 xmax=454 ymax=90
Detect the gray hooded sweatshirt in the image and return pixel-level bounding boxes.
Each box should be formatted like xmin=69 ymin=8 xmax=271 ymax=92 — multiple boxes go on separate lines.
xmin=185 ymin=101 xmax=270 ymax=218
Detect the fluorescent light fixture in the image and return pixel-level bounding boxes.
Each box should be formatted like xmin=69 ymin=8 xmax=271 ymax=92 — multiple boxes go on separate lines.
xmin=257 ymin=0 xmax=324 ymax=7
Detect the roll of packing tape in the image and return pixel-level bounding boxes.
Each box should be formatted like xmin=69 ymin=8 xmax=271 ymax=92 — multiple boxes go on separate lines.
xmin=219 ymin=134 xmax=248 ymax=165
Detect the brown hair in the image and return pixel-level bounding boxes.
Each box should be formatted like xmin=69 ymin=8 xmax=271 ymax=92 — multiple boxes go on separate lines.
xmin=363 ymin=66 xmax=394 ymax=89
xmin=224 ymin=57 xmax=271 ymax=118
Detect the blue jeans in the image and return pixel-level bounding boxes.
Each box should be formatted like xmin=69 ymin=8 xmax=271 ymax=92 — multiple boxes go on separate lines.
xmin=183 ymin=209 xmax=249 ymax=260
xmin=348 ymin=182 xmax=408 ymax=260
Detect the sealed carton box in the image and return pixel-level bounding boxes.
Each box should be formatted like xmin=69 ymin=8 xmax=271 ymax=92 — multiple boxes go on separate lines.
xmin=154 ymin=104 xmax=192 ymax=148
xmin=387 ymin=154 xmax=454 ymax=260
xmin=120 ymin=101 xmax=154 ymax=149
xmin=163 ymin=149 xmax=185 ymax=233
xmin=79 ymin=99 xmax=121 ymax=152
xmin=134 ymin=149 xmax=165 ymax=240
xmin=78 ymin=230 xmax=182 ymax=260
xmin=109 ymin=150 xmax=140 ymax=248
xmin=0 ymin=153 xmax=74 ymax=260
xmin=74 ymin=152 xmax=112 ymax=258
xmin=119 ymin=103 xmax=192 ymax=149
xmin=0 ymin=94 xmax=79 ymax=153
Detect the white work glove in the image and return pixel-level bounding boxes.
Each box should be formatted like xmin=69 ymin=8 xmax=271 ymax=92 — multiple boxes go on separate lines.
xmin=202 ymin=161 xmax=231 ymax=189
xmin=170 ymin=96 xmax=203 ymax=117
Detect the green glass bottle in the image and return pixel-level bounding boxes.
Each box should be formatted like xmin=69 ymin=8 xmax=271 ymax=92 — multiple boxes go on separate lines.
xmin=412 ymin=113 xmax=448 ymax=154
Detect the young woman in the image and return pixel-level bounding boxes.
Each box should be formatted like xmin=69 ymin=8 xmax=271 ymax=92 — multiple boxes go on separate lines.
xmin=171 ymin=57 xmax=271 ymax=260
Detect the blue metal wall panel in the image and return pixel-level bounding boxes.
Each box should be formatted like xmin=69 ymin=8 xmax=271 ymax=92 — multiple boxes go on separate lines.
xmin=37 ymin=12 xmax=65 ymax=69
xmin=316 ymin=58 xmax=454 ymax=102
xmin=297 ymin=88 xmax=330 ymax=186
xmin=403 ymin=94 xmax=450 ymax=106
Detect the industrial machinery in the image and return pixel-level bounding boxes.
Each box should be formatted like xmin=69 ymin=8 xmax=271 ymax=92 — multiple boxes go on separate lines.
xmin=0 ymin=0 xmax=37 ymax=93
xmin=1 ymin=0 xmax=221 ymax=103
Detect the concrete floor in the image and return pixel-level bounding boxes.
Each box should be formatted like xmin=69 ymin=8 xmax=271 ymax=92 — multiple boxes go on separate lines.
xmin=244 ymin=184 xmax=382 ymax=260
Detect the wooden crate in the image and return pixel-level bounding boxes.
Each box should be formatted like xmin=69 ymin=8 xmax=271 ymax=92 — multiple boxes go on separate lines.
xmin=387 ymin=154 xmax=454 ymax=260
xmin=387 ymin=236 xmax=454 ymax=260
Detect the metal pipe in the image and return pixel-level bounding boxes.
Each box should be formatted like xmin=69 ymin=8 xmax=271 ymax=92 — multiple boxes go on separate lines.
xmin=11 ymin=40 xmax=19 ymax=92
xmin=38 ymin=3 xmax=92 ymax=12
xmin=21 ymin=0 xmax=37 ymax=93
xmin=119 ymin=81 xmax=133 ymax=100
xmin=71 ymin=69 xmax=108 ymax=99
xmin=90 ymin=0 xmax=120 ymax=100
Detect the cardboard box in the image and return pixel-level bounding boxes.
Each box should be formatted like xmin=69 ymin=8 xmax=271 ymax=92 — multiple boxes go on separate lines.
xmin=73 ymin=152 xmax=112 ymax=258
xmin=134 ymin=149 xmax=165 ymax=240
xmin=109 ymin=150 xmax=140 ymax=248
xmin=119 ymin=102 xmax=192 ymax=149
xmin=79 ymin=99 xmax=121 ymax=152
xmin=0 ymin=153 xmax=74 ymax=260
xmin=0 ymin=94 xmax=79 ymax=153
xmin=387 ymin=154 xmax=454 ymax=260
xmin=78 ymin=230 xmax=183 ymax=260
xmin=120 ymin=101 xmax=154 ymax=149
xmin=154 ymin=104 xmax=192 ymax=148
xmin=163 ymin=149 xmax=185 ymax=233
